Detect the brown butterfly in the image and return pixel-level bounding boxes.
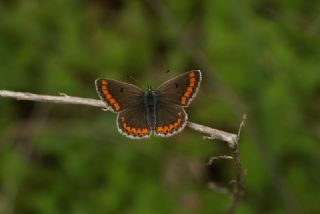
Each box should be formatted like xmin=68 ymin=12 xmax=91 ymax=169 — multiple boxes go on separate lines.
xmin=95 ymin=70 xmax=202 ymax=139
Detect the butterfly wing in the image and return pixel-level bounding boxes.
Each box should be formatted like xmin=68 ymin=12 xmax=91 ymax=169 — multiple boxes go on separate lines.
xmin=96 ymin=78 xmax=151 ymax=139
xmin=153 ymin=102 xmax=188 ymax=137
xmin=156 ymin=70 xmax=202 ymax=107
xmin=95 ymin=79 xmax=144 ymax=112
xmin=117 ymin=107 xmax=152 ymax=139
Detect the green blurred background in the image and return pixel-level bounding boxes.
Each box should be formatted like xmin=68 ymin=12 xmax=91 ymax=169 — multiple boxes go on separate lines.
xmin=0 ymin=0 xmax=319 ymax=213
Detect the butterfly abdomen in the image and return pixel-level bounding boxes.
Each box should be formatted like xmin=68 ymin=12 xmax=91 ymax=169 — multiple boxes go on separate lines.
xmin=144 ymin=90 xmax=157 ymax=130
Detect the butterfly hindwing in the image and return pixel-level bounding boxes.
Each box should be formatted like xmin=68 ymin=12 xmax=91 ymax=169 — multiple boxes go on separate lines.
xmin=157 ymin=70 xmax=201 ymax=107
xmin=117 ymin=106 xmax=152 ymax=139
xmin=154 ymin=102 xmax=188 ymax=137
xmin=95 ymin=79 xmax=144 ymax=112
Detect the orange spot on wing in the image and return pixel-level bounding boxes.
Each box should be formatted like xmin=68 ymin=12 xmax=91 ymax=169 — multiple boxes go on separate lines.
xmin=157 ymin=126 xmax=163 ymax=132
xmin=190 ymin=77 xmax=196 ymax=82
xmin=140 ymin=129 xmax=147 ymax=135
xmin=184 ymin=91 xmax=191 ymax=97
xmin=106 ymin=94 xmax=111 ymax=99
xmin=178 ymin=111 xmax=183 ymax=117
xmin=169 ymin=124 xmax=174 ymax=130
xmin=189 ymin=72 xmax=195 ymax=78
xmin=102 ymin=89 xmax=109 ymax=94
xmin=109 ymin=98 xmax=116 ymax=105
xmin=123 ymin=123 xmax=127 ymax=128
xmin=189 ymin=82 xmax=195 ymax=87
xmin=101 ymin=80 xmax=107 ymax=85
xmin=114 ymin=103 xmax=120 ymax=111
xmin=126 ymin=126 xmax=131 ymax=132
xmin=181 ymin=97 xmax=187 ymax=105
xmin=163 ymin=126 xmax=169 ymax=132
xmin=186 ymin=87 xmax=193 ymax=92
xmin=131 ymin=128 xmax=137 ymax=134
xmin=174 ymin=122 xmax=179 ymax=127
xmin=137 ymin=128 xmax=142 ymax=135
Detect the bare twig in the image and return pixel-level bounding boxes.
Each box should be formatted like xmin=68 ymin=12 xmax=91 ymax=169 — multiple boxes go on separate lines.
xmin=0 ymin=90 xmax=239 ymax=144
xmin=207 ymin=155 xmax=233 ymax=165
xmin=226 ymin=114 xmax=246 ymax=214
xmin=187 ymin=121 xmax=237 ymax=146
xmin=204 ymin=115 xmax=246 ymax=214
xmin=0 ymin=90 xmax=109 ymax=109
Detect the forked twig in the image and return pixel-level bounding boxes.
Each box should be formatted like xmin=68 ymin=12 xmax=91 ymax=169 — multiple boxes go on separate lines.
xmin=226 ymin=114 xmax=246 ymax=214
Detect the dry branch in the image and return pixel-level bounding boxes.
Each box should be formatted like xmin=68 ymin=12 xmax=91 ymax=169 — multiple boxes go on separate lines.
xmin=0 ymin=90 xmax=240 ymax=143
xmin=0 ymin=89 xmax=246 ymax=213
xmin=0 ymin=90 xmax=107 ymax=108
xmin=207 ymin=155 xmax=233 ymax=165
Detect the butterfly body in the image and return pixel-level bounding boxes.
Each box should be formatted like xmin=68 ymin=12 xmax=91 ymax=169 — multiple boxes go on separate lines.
xmin=95 ymin=70 xmax=202 ymax=139
xmin=144 ymin=87 xmax=157 ymax=129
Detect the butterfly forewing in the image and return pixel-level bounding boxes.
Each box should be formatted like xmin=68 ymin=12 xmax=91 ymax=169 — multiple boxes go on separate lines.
xmin=95 ymin=79 xmax=144 ymax=112
xmin=156 ymin=70 xmax=201 ymax=107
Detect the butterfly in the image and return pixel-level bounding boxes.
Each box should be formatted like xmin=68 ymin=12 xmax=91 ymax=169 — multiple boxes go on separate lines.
xmin=95 ymin=70 xmax=202 ymax=139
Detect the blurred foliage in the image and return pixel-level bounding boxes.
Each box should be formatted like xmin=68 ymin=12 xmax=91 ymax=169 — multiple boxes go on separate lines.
xmin=0 ymin=0 xmax=319 ymax=213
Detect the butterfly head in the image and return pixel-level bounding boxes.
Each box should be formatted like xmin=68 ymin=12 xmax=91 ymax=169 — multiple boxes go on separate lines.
xmin=146 ymin=85 xmax=156 ymax=95
xmin=146 ymin=85 xmax=156 ymax=97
